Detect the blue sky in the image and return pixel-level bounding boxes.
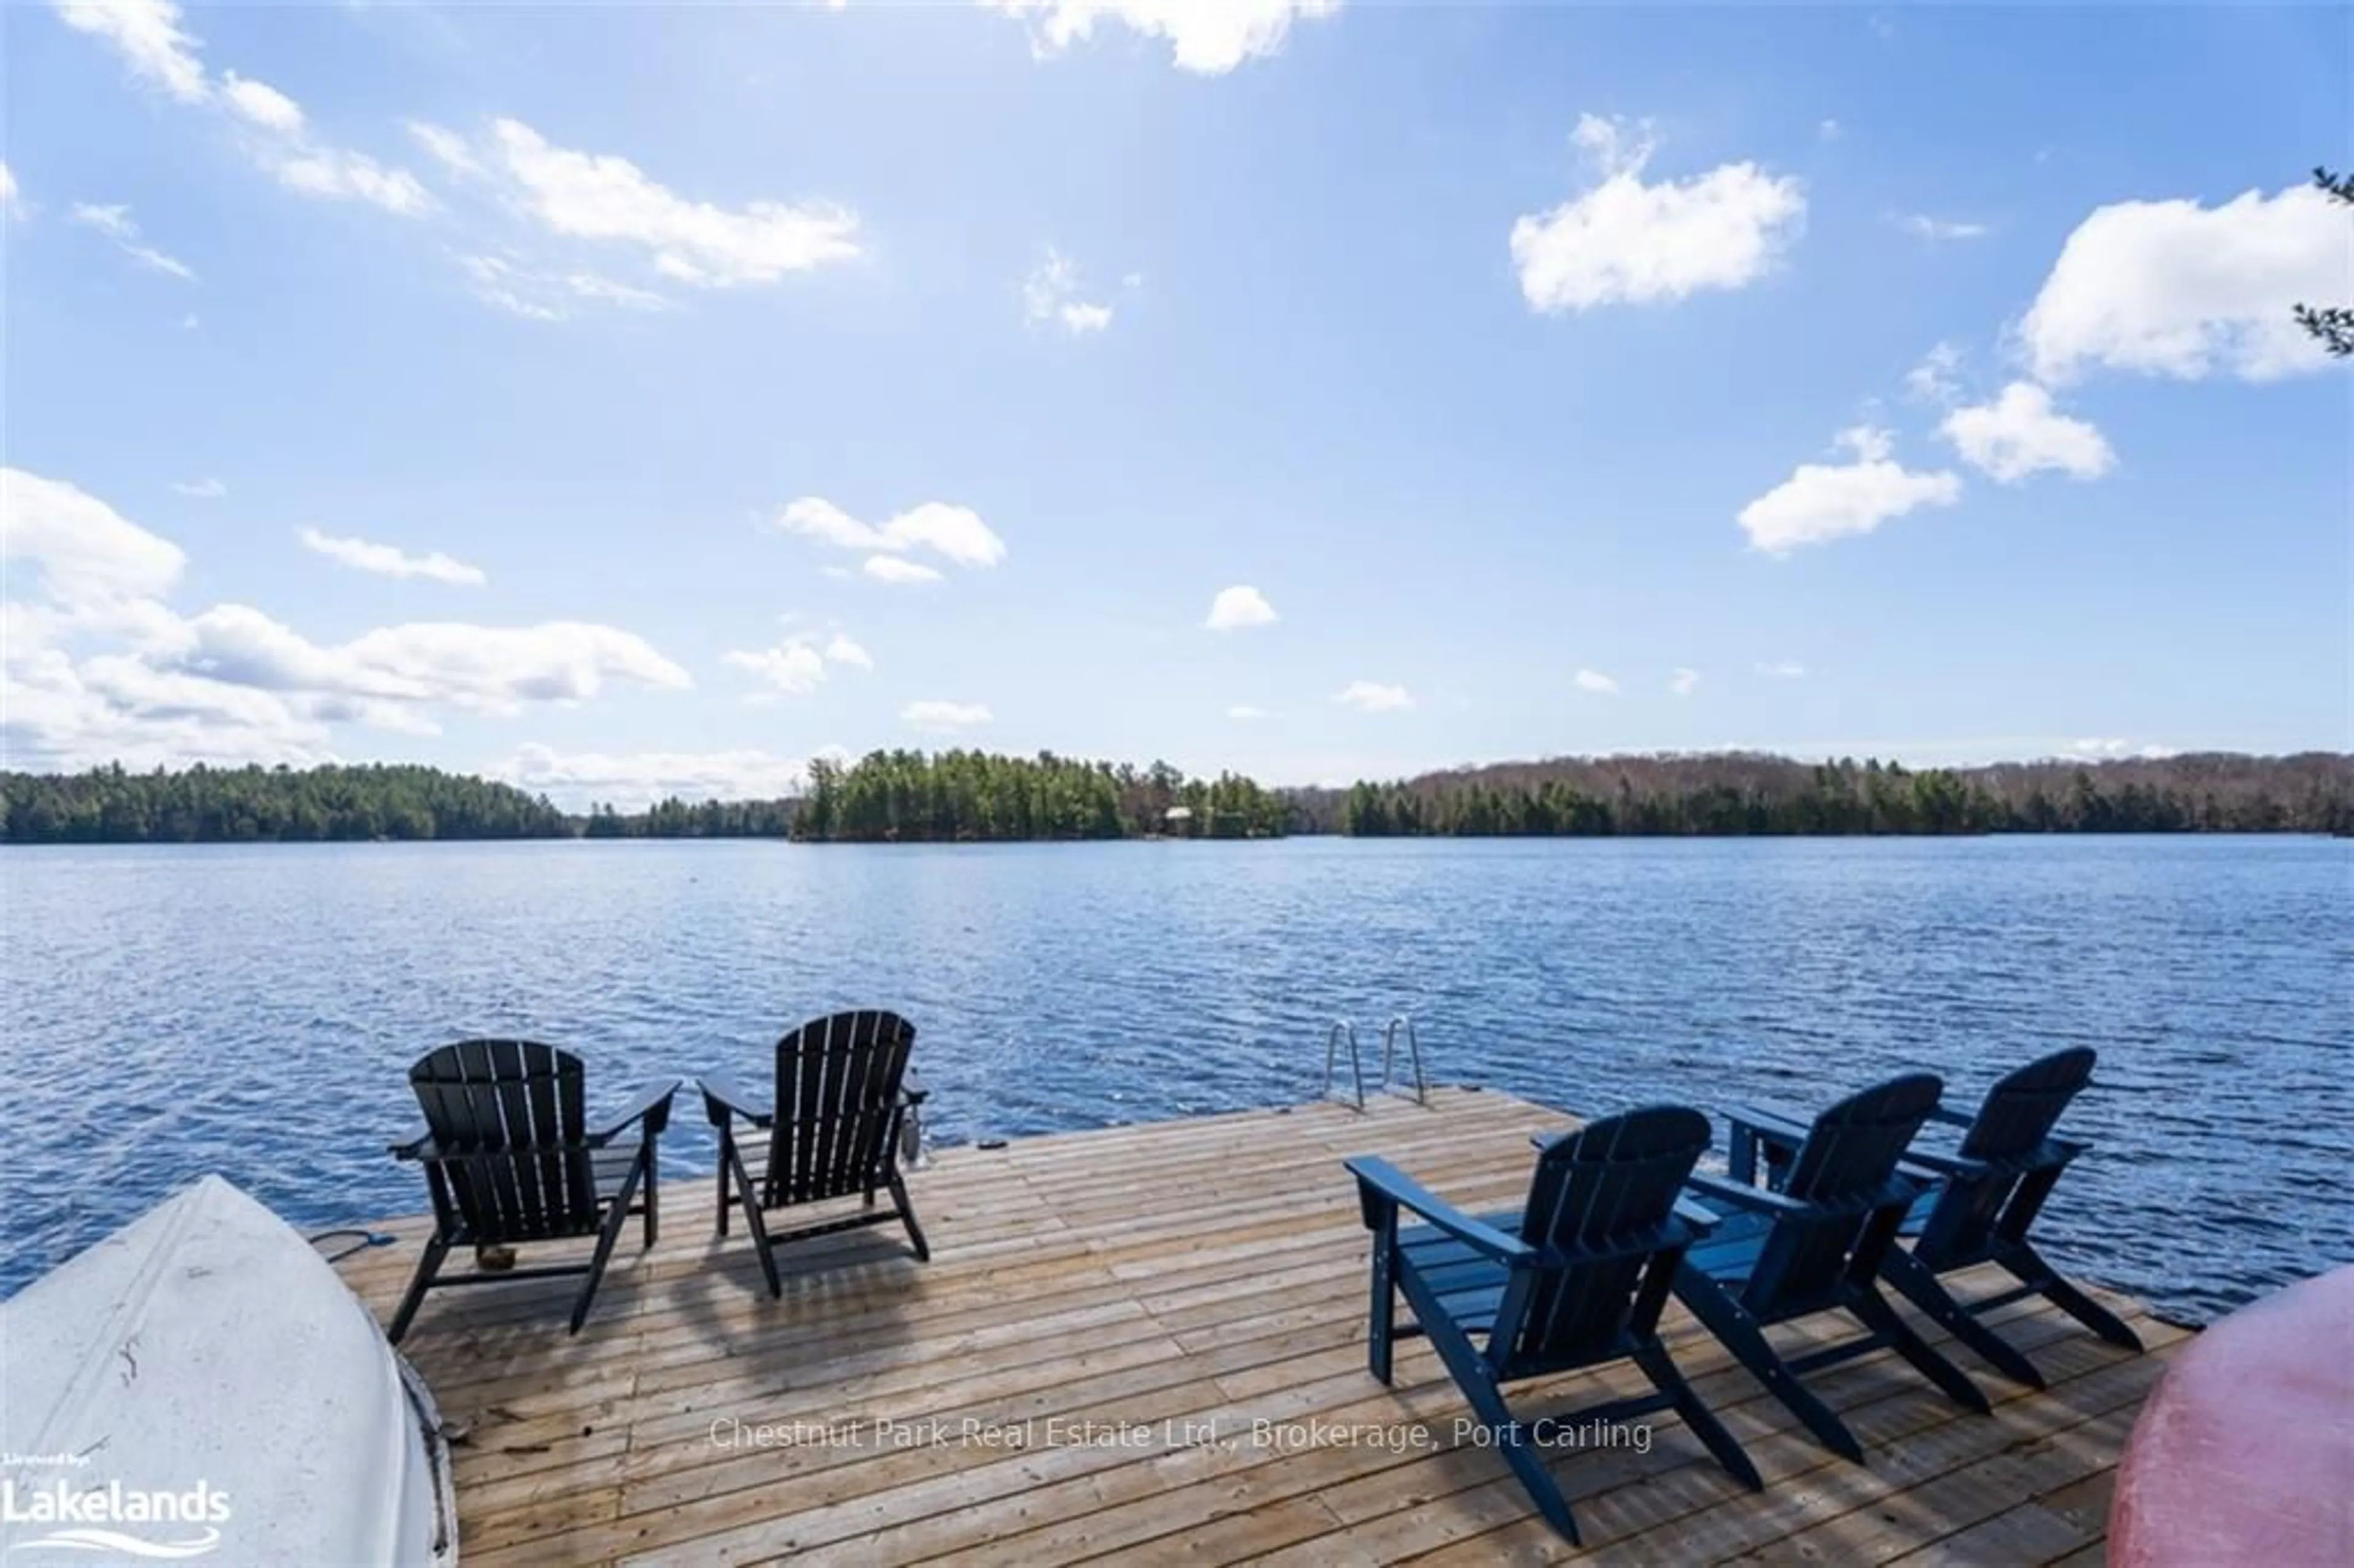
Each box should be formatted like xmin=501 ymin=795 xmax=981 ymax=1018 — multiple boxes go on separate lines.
xmin=4 ymin=1 xmax=2348 ymax=805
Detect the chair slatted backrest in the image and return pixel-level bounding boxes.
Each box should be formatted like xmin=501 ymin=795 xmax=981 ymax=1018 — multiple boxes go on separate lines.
xmin=762 ymin=1010 xmax=917 ymax=1208
xmin=1748 ymin=1073 xmax=1943 ymax=1311
xmin=1918 ymin=1048 xmax=2097 ymax=1265
xmin=1503 ymin=1106 xmax=1713 ymax=1376
xmin=411 ymin=1040 xmax=597 ymax=1243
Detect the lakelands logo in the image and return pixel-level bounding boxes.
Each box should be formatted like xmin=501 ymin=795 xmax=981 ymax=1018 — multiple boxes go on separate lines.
xmin=1 ymin=1479 xmax=231 ymax=1559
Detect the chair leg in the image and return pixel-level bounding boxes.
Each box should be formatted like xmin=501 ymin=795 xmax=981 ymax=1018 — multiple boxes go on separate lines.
xmin=1366 ymin=1234 xmax=1398 ymax=1386
xmin=888 ymin=1172 xmax=930 ymax=1262
xmin=1880 ymin=1248 xmax=2046 ymax=1388
xmin=1999 ymin=1241 xmax=2143 ymax=1351
xmin=1675 ymin=1264 xmax=1865 ymax=1464
xmin=1849 ymin=1288 xmax=1991 ymax=1414
xmin=573 ymin=1159 xmax=644 ymax=1334
xmin=643 ymin=1142 xmax=660 ymax=1250
xmin=724 ymin=1139 xmax=782 ymax=1297
xmin=1633 ymin=1341 xmax=1761 ymax=1491
xmin=714 ymin=1128 xmax=733 ymax=1238
xmin=1396 ymin=1265 xmax=1580 ymax=1543
xmin=387 ymin=1235 xmax=451 ymax=1347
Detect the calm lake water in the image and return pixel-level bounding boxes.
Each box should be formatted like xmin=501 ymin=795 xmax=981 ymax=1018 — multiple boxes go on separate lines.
xmin=4 ymin=836 xmax=2346 ymax=1321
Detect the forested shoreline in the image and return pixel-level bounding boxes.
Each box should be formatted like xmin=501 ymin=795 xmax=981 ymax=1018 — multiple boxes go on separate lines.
xmin=2 ymin=749 xmax=2348 ymax=844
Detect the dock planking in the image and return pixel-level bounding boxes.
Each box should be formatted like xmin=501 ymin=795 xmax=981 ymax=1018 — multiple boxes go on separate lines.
xmin=335 ymin=1087 xmax=2182 ymax=1565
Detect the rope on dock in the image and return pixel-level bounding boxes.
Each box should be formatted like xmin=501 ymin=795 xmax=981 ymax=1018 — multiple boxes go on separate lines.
xmin=310 ymin=1227 xmax=398 ymax=1263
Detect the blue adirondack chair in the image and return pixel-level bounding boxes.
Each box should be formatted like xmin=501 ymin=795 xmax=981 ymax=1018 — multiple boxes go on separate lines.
xmin=1673 ymin=1073 xmax=1991 ymax=1463
xmin=1894 ymin=1047 xmax=2144 ymax=1368
xmin=1733 ymin=1049 xmax=2144 ymax=1387
xmin=1346 ymin=1106 xmax=1762 ymax=1544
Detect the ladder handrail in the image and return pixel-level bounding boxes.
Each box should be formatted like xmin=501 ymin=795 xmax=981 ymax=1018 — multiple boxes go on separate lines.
xmin=1380 ymin=1015 xmax=1428 ymax=1105
xmin=1324 ymin=1020 xmax=1366 ymax=1110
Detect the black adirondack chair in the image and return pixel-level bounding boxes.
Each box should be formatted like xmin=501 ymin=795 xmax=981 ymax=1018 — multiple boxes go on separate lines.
xmin=1673 ymin=1073 xmax=1991 ymax=1463
xmin=1346 ymin=1106 xmax=1762 ymax=1544
xmin=387 ymin=1040 xmax=677 ymax=1344
xmin=1732 ymin=1049 xmax=2144 ymax=1386
xmin=701 ymin=1009 xmax=930 ymax=1298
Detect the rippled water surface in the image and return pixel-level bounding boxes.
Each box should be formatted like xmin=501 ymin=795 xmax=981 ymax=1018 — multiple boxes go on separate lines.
xmin=4 ymin=836 xmax=2346 ymax=1320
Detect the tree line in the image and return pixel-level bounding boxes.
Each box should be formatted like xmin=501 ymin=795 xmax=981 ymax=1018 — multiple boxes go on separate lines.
xmin=3 ymin=750 xmax=2347 ymax=845
xmin=1299 ymin=752 xmax=2354 ymax=837
xmin=0 ymin=763 xmax=569 ymax=843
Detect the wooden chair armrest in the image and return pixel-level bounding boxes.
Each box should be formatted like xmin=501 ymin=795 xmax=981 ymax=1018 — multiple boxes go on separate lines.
xmin=1924 ymin=1105 xmax=1975 ymax=1130
xmin=1684 ymin=1171 xmax=1810 ymax=1218
xmin=592 ymin=1078 xmax=680 ymax=1144
xmin=1344 ymin=1157 xmax=1537 ymax=1265
xmin=1724 ymin=1103 xmax=1811 ymax=1149
xmin=389 ymin=1129 xmax=435 ymax=1160
xmin=699 ymin=1070 xmax=773 ymax=1128
xmin=1898 ymin=1147 xmax=1986 ymax=1180
xmin=1674 ymin=1195 xmax=1727 ymax=1231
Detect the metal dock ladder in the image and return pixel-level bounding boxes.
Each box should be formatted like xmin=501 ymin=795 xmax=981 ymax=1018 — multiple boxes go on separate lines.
xmin=1321 ymin=1015 xmax=1430 ymax=1111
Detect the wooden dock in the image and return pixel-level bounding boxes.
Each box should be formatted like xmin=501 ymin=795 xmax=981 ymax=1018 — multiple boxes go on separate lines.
xmin=336 ymin=1087 xmax=2183 ymax=1565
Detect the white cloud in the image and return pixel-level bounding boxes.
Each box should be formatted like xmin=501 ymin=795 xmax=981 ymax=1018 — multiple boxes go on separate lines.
xmin=2019 ymin=182 xmax=2353 ymax=384
xmin=1023 ymin=248 xmax=1115 ymax=334
xmin=902 ymin=699 xmax=992 ymax=731
xmin=1334 ymin=680 xmax=1413 ymax=714
xmin=863 ymin=556 xmax=944 ymax=585
xmin=2061 ymin=737 xmax=2174 ymax=761
xmin=298 ymin=527 xmax=489 ymax=586
xmin=220 ymin=71 xmax=301 ymax=134
xmin=1736 ymin=425 xmax=1962 ymax=553
xmin=446 ymin=118 xmax=860 ymax=287
xmin=1818 ymin=118 xmax=1843 ymax=142
xmin=180 ymin=313 xmax=199 ymax=330
xmin=69 ymin=202 xmax=196 ymax=281
xmin=0 ymin=161 xmax=22 ymax=218
xmin=2 ymin=466 xmax=690 ymax=767
xmin=724 ymin=641 xmax=827 ymax=696
xmin=487 ymin=742 xmax=820 ymax=809
xmin=3 ymin=468 xmax=189 ymax=609
xmin=170 ymin=477 xmax=227 ymax=499
xmin=1895 ymin=213 xmax=1989 ymax=241
xmin=772 ymin=497 xmax=1007 ymax=573
xmin=5 ymin=647 xmax=332 ymax=772
xmin=176 ymin=610 xmax=691 ymax=713
xmin=1903 ymin=340 xmax=1965 ymax=404
xmin=53 ymin=0 xmax=207 ymax=102
xmin=1756 ymin=660 xmax=1806 ymax=678
xmin=1203 ymin=585 xmax=1278 ymax=631
xmin=985 ymin=0 xmax=1341 ymax=74
xmin=55 ymin=1 xmax=432 ymax=219
xmin=1511 ymin=114 xmax=1805 ymax=313
xmin=457 ymin=253 xmax=671 ymax=321
xmin=1669 ymin=668 xmax=1700 ymax=696
xmin=723 ymin=629 xmax=870 ymax=697
xmin=405 ymin=121 xmax=484 ymax=179
xmin=271 ymin=148 xmax=433 ymax=216
xmin=1227 ymin=704 xmax=1272 ymax=720
xmin=1574 ymin=668 xmax=1619 ymax=695
xmin=1940 ymin=381 xmax=2115 ymax=484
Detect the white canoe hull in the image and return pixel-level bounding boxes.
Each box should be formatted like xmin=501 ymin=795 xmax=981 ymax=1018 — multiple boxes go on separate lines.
xmin=1 ymin=1175 xmax=457 ymax=1564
